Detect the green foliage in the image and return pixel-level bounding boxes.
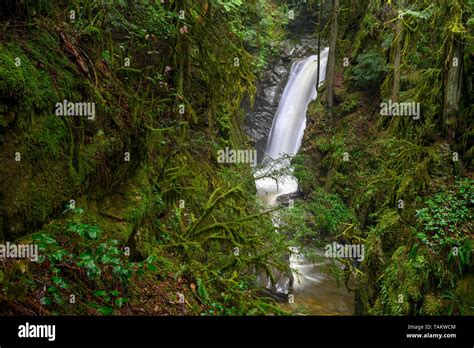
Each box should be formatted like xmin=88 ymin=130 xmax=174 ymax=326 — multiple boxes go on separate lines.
xmin=215 ymin=0 xmax=244 ymax=13
xmin=299 ymin=0 xmax=474 ymax=317
xmin=415 ymin=178 xmax=473 ymax=253
xmin=278 ymin=203 xmax=315 ymax=245
xmin=236 ymin=1 xmax=290 ymax=73
xmin=196 ymin=277 xmax=209 ymax=302
xmin=415 ymin=178 xmax=473 ymax=278
xmin=31 ymin=214 xmax=152 ymax=315
xmin=365 ymin=209 xmax=403 ymax=259
xmin=0 ymin=49 xmax=24 ymax=95
xmin=350 ymin=50 xmax=386 ymax=90
xmin=306 ymin=188 xmax=355 ymax=236
xmin=279 ymin=188 xmax=355 ymax=246
xmin=350 ymin=12 xmax=382 ymax=58
xmin=311 ymin=133 xmax=345 ymax=157
xmin=157 ymin=173 xmax=291 ymax=314
xmin=366 ymin=138 xmax=445 ymax=212
xmin=370 ymin=179 xmax=473 ymax=315
xmin=373 ymin=246 xmax=430 ymax=315
xmin=340 ymin=96 xmax=360 ymax=116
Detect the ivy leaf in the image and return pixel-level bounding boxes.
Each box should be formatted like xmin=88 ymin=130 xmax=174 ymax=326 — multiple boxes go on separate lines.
xmin=196 ymin=278 xmax=209 ymax=301
xmin=147 ymin=263 xmax=157 ymax=271
xmin=115 ymin=297 xmax=128 ymax=307
xmin=40 ymin=297 xmax=52 ymax=305
xmin=52 ymin=276 xmax=68 ymax=289
xmin=51 ymin=249 xmax=68 ymax=262
xmin=87 ymin=226 xmax=101 ymax=239
xmin=98 ymin=306 xmax=113 ymax=315
xmin=94 ymin=290 xmax=107 ymax=297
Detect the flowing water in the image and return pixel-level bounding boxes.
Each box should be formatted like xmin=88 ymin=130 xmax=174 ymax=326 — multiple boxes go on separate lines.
xmin=255 ymin=49 xmax=330 ymax=206
xmin=266 ymin=49 xmax=329 ymax=160
xmin=281 ymin=249 xmax=354 ymax=315
xmin=254 ymin=48 xmax=354 ymax=315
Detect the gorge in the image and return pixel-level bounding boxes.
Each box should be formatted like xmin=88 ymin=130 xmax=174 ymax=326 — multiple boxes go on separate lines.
xmin=0 ymin=0 xmax=472 ymax=321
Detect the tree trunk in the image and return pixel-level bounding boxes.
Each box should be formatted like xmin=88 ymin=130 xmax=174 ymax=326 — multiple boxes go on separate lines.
xmin=391 ymin=0 xmax=405 ymax=101
xmin=316 ymin=0 xmax=323 ymax=90
xmin=175 ymin=0 xmax=190 ymax=97
xmin=326 ymin=0 xmax=339 ymax=116
xmin=443 ymin=37 xmax=464 ymax=143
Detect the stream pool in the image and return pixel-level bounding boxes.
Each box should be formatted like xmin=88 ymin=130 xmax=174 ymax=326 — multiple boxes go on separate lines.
xmin=282 ymin=250 xmax=354 ymax=315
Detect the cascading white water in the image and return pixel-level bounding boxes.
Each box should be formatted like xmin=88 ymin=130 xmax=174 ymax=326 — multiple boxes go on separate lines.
xmin=255 ymin=48 xmax=329 ymax=205
xmin=266 ymin=48 xmax=329 ymax=160
xmin=253 ymin=49 xmax=353 ymax=314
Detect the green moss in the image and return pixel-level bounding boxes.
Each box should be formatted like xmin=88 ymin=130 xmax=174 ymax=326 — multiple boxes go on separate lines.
xmin=373 ymin=246 xmax=431 ymax=315
xmin=19 ymin=116 xmax=68 ymax=161
xmin=454 ymin=274 xmax=474 ymax=315
xmin=0 ymin=47 xmax=25 ymax=95
xmin=421 ymin=294 xmax=443 ymax=315
xmin=372 ymin=209 xmax=403 ymax=252
xmin=0 ymin=41 xmax=93 ymax=237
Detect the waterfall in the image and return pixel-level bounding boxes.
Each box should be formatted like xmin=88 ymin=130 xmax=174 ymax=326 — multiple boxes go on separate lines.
xmin=255 ymin=48 xmax=330 ymax=205
xmin=266 ymin=48 xmax=330 ymax=160
xmin=251 ymin=48 xmax=355 ymax=314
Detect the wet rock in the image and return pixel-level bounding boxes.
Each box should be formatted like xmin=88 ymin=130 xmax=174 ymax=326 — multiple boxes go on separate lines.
xmin=276 ymin=191 xmax=303 ymax=206
xmin=256 ymin=288 xmax=288 ymax=303
xmin=98 ymin=193 xmax=127 ymax=221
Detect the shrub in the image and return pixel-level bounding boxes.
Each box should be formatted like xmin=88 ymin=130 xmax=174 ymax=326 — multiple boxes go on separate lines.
xmin=350 ymin=50 xmax=386 ymax=90
xmin=415 ymin=178 xmax=473 ymax=254
xmin=31 ymin=212 xmax=154 ymax=315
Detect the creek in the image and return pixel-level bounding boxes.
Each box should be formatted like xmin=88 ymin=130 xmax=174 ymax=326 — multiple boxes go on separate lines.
xmin=254 ymin=48 xmax=354 ymax=315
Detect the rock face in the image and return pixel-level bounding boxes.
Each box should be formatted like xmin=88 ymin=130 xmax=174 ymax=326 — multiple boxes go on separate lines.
xmin=244 ymin=1 xmax=332 ymax=162
xmin=256 ymin=263 xmax=293 ymax=302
